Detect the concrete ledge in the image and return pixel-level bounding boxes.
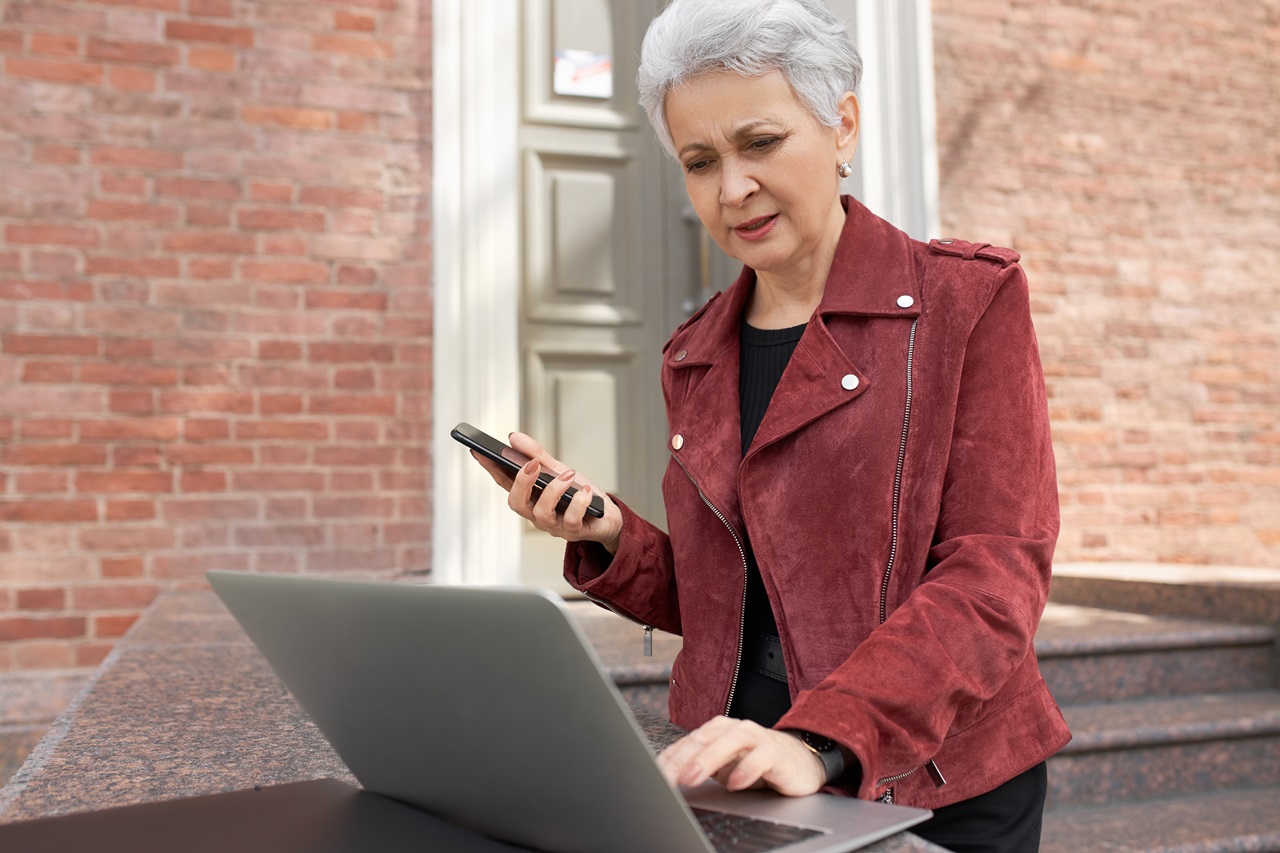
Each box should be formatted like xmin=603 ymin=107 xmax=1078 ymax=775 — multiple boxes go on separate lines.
xmin=1051 ymin=562 xmax=1280 ymax=625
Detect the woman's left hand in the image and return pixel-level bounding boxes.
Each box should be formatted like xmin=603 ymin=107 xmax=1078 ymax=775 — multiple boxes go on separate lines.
xmin=656 ymin=716 xmax=826 ymax=796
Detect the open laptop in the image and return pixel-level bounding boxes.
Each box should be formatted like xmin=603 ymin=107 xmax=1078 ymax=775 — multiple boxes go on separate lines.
xmin=206 ymin=571 xmax=931 ymax=853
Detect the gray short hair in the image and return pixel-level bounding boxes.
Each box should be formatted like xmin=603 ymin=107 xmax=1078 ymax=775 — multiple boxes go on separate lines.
xmin=638 ymin=0 xmax=863 ymax=158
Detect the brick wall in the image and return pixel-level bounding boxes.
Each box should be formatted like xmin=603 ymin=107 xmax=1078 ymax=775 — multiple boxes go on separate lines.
xmin=932 ymin=1 xmax=1280 ymax=567
xmin=0 ymin=0 xmax=432 ymax=669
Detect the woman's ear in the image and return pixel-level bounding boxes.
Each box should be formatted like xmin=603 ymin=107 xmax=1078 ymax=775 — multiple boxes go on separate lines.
xmin=836 ymin=91 xmax=860 ymax=162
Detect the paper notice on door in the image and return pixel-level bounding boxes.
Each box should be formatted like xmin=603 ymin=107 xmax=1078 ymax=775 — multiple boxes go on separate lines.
xmin=553 ymin=49 xmax=613 ymax=99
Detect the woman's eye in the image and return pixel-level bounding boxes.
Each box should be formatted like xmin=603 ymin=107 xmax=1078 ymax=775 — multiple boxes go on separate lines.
xmin=685 ymin=159 xmax=711 ymax=174
xmin=749 ymin=137 xmax=780 ymax=153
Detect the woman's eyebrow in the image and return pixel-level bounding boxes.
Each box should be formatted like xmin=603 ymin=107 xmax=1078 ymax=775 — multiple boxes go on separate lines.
xmin=676 ymin=119 xmax=776 ymax=158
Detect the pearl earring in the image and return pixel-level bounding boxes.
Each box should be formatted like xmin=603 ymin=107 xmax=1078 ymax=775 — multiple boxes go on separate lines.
xmin=838 ymin=161 xmax=853 ymax=179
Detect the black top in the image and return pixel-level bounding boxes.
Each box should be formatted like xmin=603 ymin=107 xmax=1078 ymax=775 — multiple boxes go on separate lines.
xmin=729 ymin=321 xmax=805 ymax=728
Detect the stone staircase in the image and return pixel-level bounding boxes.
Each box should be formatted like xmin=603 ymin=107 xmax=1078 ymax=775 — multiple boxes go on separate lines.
xmin=1037 ymin=603 xmax=1280 ymax=852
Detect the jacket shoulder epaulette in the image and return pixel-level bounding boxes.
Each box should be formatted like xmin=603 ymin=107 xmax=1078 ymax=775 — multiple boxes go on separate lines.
xmin=928 ymin=238 xmax=1020 ymax=268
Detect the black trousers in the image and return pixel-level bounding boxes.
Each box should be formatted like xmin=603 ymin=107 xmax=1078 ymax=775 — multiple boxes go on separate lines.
xmin=911 ymin=762 xmax=1048 ymax=853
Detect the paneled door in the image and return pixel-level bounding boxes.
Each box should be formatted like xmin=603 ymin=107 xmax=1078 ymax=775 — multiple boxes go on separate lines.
xmin=517 ymin=0 xmax=679 ymax=587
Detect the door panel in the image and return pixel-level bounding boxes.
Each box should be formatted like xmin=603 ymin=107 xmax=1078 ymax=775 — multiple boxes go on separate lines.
xmin=517 ymin=0 xmax=669 ymax=588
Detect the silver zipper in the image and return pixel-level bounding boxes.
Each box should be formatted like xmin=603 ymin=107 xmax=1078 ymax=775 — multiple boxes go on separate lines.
xmin=875 ymin=319 xmax=920 ymax=801
xmin=582 ymin=591 xmax=655 ymax=657
xmin=671 ymin=452 xmax=750 ymax=715
xmin=879 ymin=318 xmax=917 ymax=625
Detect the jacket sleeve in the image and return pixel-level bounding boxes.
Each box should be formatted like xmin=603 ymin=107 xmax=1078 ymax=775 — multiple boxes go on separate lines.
xmin=777 ymin=261 xmax=1059 ymax=798
xmin=562 ymin=495 xmax=684 ymax=636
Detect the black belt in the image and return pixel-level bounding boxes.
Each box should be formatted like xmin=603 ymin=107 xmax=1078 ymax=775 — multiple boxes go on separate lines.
xmin=745 ymin=633 xmax=788 ymax=683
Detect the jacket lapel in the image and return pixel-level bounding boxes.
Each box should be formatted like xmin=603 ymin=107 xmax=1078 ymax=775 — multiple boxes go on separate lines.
xmin=748 ymin=198 xmax=922 ymax=457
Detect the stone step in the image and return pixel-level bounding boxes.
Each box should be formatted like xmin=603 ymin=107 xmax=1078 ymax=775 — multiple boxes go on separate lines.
xmin=1041 ymin=786 xmax=1280 ymax=853
xmin=0 ymin=669 xmax=93 ymax=788
xmin=1036 ymin=604 xmax=1276 ymax=704
xmin=1048 ymin=691 xmax=1280 ymax=810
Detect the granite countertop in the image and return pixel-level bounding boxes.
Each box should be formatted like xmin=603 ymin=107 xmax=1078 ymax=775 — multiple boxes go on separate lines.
xmin=0 ymin=587 xmax=941 ymax=852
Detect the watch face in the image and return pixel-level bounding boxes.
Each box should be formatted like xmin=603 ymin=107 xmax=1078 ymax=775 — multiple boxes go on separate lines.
xmin=802 ymin=732 xmax=837 ymax=753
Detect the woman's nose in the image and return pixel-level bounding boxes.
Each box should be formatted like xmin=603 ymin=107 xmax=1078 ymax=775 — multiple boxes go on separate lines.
xmin=718 ymin=159 xmax=758 ymax=207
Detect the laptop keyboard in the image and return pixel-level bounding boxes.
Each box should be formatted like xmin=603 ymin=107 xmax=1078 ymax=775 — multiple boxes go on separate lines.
xmin=692 ymin=807 xmax=824 ymax=852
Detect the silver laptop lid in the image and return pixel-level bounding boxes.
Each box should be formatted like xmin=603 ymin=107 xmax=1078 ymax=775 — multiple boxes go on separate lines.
xmin=208 ymin=572 xmax=712 ymax=853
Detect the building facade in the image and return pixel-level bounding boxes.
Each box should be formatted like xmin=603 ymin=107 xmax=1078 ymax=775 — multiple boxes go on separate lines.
xmin=0 ymin=0 xmax=1276 ymax=670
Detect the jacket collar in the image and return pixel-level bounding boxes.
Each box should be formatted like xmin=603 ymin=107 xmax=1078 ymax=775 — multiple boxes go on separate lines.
xmin=673 ymin=196 xmax=921 ymax=368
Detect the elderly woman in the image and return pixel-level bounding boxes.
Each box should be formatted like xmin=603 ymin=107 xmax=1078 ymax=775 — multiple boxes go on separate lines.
xmin=473 ymin=0 xmax=1069 ymax=850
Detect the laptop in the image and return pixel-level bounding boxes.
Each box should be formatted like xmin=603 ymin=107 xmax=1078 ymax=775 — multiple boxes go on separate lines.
xmin=206 ymin=571 xmax=931 ymax=853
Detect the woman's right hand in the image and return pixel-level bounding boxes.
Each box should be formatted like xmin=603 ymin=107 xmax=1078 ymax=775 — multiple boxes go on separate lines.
xmin=470 ymin=431 xmax=623 ymax=554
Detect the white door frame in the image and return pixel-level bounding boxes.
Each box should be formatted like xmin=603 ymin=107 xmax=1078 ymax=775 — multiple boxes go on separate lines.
xmin=431 ymin=0 xmax=940 ymax=585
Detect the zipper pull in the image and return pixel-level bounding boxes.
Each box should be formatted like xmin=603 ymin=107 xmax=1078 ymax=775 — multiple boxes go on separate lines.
xmin=643 ymin=626 xmax=653 ymax=657
xmin=878 ymin=788 xmax=894 ymax=804
xmin=925 ymin=759 xmax=946 ymax=788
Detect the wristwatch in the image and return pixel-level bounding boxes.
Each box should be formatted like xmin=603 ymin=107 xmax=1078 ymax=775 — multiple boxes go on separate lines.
xmin=789 ymin=730 xmax=845 ymax=784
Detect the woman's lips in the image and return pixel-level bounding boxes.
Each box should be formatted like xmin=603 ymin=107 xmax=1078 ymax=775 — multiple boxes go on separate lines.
xmin=733 ymin=214 xmax=778 ymax=241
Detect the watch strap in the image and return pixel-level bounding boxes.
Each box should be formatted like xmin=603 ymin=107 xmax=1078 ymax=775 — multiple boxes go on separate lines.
xmin=788 ymin=730 xmax=844 ymax=784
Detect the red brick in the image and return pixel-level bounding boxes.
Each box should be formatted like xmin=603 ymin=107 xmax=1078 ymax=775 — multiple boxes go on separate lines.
xmin=335 ymin=11 xmax=377 ymax=31
xmin=308 ymin=342 xmax=394 ymax=363
xmin=80 ymin=418 xmax=181 ymax=441
xmin=242 ymin=105 xmax=333 ymax=131
xmin=154 ymin=177 xmax=241 ymax=201
xmin=187 ymin=259 xmax=236 ymax=280
xmin=0 ymin=500 xmax=98 ymax=522
xmin=70 ymin=584 xmax=160 ymax=611
xmin=298 ymin=186 xmax=383 ymax=209
xmin=188 ymin=46 xmax=235 ymax=72
xmin=260 ymin=394 xmax=304 ymax=414
xmin=337 ymin=112 xmax=378 ymax=133
xmin=100 ymin=557 xmax=144 ymax=578
xmin=22 ymin=361 xmax=77 ymax=383
xmin=76 ymin=471 xmax=172 ymax=494
xmin=188 ymin=0 xmax=233 ymax=15
xmin=106 ymin=66 xmax=157 ymax=92
xmin=153 ymin=552 xmax=249 ymax=579
xmin=0 ymin=616 xmax=87 ymax=641
xmin=78 ymin=526 xmax=174 ymax=552
xmin=18 ymin=422 xmax=71 ymax=443
xmin=162 ymin=498 xmax=258 ymax=521
xmin=183 ymin=419 xmax=230 ymax=441
xmin=6 ymin=224 xmax=99 ymax=248
xmin=235 ymin=420 xmax=329 ymax=441
xmin=180 ymin=471 xmax=226 ymax=492
xmin=94 ymin=614 xmax=140 ymax=639
xmin=15 ymin=471 xmax=70 ymax=493
xmin=312 ymin=33 xmax=393 ymax=59
xmin=5 ymin=445 xmax=108 ymax=466
xmin=237 ymin=208 xmax=326 ymax=231
xmin=91 ymin=146 xmax=183 ymax=170
xmin=163 ymin=231 xmax=255 ymax=254
xmin=109 ymin=390 xmax=154 ymax=414
xmin=6 ymin=57 xmax=103 ymax=86
xmin=99 ymin=172 xmax=147 ymax=195
xmin=82 ymin=363 xmax=179 ymax=386
xmin=185 ymin=204 xmax=232 ymax=228
xmin=258 ymin=340 xmax=302 ymax=360
xmin=233 ymin=471 xmax=325 ymax=491
xmin=103 ymin=337 xmax=154 ymax=359
xmin=74 ymin=644 xmax=113 ymax=668
xmin=240 ymin=260 xmax=330 ymax=284
xmin=113 ymin=445 xmax=163 ymax=467
xmin=159 ymin=390 xmax=253 ymax=414
xmin=0 ymin=280 xmax=93 ymax=301
xmin=309 ymin=394 xmax=396 ymax=415
xmin=337 ymin=265 xmax=378 ymax=286
xmin=31 ymin=34 xmax=80 ymax=56
xmin=16 ymin=588 xmax=66 ymax=610
xmin=164 ymin=20 xmax=254 ymax=47
xmin=87 ymin=38 xmax=180 ymax=65
xmin=168 ymin=444 xmax=253 ymax=465
xmin=313 ymin=446 xmax=396 ymax=466
xmin=250 ymin=182 xmax=293 ymax=203
xmin=305 ymin=290 xmax=388 ymax=311
xmin=86 ymin=256 xmax=181 ymax=277
xmin=106 ymin=499 xmax=157 ymax=521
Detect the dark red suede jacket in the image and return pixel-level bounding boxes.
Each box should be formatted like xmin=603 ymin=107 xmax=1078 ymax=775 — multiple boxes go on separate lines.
xmin=564 ymin=197 xmax=1071 ymax=810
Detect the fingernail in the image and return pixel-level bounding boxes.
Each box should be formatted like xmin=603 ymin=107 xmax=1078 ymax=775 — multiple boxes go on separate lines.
xmin=522 ymin=459 xmax=538 ymax=474
xmin=558 ymin=468 xmax=576 ymax=482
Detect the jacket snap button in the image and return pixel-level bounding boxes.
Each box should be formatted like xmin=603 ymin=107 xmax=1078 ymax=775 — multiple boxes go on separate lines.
xmin=674 ymin=350 xmax=688 ymax=362
xmin=896 ymin=295 xmax=914 ymax=309
xmin=671 ymin=434 xmax=684 ymax=450
xmin=841 ymin=374 xmax=859 ymax=391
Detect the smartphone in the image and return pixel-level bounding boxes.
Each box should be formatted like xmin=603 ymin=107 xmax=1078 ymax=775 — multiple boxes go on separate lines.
xmin=451 ymin=422 xmax=606 ymax=519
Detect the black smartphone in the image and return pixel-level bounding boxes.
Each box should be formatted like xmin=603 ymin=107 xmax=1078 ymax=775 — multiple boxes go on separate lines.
xmin=451 ymin=422 xmax=606 ymax=519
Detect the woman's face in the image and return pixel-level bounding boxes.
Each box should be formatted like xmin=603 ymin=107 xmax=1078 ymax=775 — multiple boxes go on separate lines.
xmin=664 ymin=69 xmax=858 ymax=289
